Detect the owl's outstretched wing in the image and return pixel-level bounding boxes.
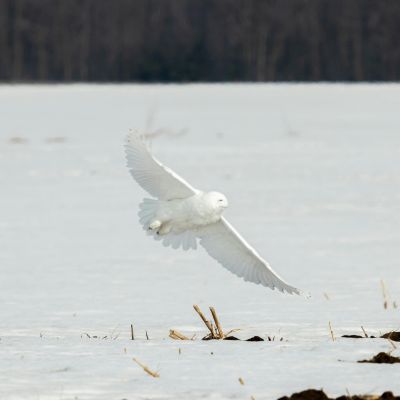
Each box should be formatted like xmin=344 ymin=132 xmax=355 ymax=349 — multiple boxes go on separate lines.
xmin=197 ymin=217 xmax=300 ymax=294
xmin=125 ymin=132 xmax=198 ymax=200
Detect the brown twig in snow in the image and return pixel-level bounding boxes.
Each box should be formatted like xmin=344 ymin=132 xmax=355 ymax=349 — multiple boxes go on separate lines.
xmin=361 ymin=326 xmax=368 ymax=338
xmin=130 ymin=324 xmax=134 ymax=340
xmin=169 ymin=330 xmax=191 ymax=340
xmin=329 ymin=321 xmax=335 ymax=341
xmin=193 ymin=305 xmax=215 ymax=338
xmin=132 ymin=358 xmax=159 ymax=378
xmin=225 ymin=328 xmax=240 ymax=337
xmin=210 ymin=307 xmax=224 ymax=339
xmin=210 ymin=321 xmax=217 ymax=338
xmin=388 ymin=338 xmax=397 ymax=350
xmin=381 ymin=279 xmax=388 ymax=309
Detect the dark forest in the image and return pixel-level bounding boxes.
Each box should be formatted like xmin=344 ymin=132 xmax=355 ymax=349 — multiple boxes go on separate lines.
xmin=0 ymin=0 xmax=399 ymax=82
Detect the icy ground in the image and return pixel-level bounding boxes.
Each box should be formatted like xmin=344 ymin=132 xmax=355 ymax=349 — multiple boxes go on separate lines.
xmin=0 ymin=84 xmax=399 ymax=399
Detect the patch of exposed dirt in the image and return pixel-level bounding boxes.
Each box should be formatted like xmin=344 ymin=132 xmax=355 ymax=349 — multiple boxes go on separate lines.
xmin=381 ymin=332 xmax=400 ymax=342
xmin=246 ymin=335 xmax=264 ymax=342
xmin=278 ymin=389 xmax=329 ymax=400
xmin=278 ymin=389 xmax=399 ymax=400
xmin=342 ymin=335 xmax=370 ymax=339
xmin=341 ymin=330 xmax=400 ymax=341
xmin=358 ymin=352 xmax=400 ymax=364
xmin=223 ymin=336 xmax=240 ymax=340
xmin=172 ymin=305 xmax=285 ymax=342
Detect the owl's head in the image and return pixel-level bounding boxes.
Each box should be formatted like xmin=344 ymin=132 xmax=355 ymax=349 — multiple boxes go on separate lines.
xmin=208 ymin=191 xmax=229 ymax=211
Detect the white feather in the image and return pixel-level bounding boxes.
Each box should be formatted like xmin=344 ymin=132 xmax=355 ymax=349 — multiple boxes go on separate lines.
xmin=125 ymin=132 xmax=198 ymax=200
xmin=197 ymin=218 xmax=300 ymax=295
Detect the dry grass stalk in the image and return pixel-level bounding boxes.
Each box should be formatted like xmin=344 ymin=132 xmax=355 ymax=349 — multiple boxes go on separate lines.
xmin=130 ymin=324 xmax=134 ymax=340
xmin=210 ymin=307 xmax=224 ymax=339
xmin=169 ymin=329 xmax=191 ymax=340
xmin=329 ymin=321 xmax=335 ymax=341
xmin=146 ymin=331 xmax=149 ymax=340
xmin=388 ymin=338 xmax=397 ymax=350
xmin=238 ymin=377 xmax=245 ymax=385
xmin=361 ymin=326 xmax=368 ymax=338
xmin=209 ymin=322 xmax=216 ymax=338
xmin=132 ymin=357 xmax=160 ymax=378
xmin=193 ymin=304 xmax=216 ymax=338
xmin=193 ymin=305 xmax=237 ymax=340
xmin=225 ymin=328 xmax=240 ymax=337
xmin=381 ymin=279 xmax=388 ymax=309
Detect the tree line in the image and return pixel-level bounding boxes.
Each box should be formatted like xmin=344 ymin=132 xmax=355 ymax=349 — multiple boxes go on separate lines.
xmin=0 ymin=0 xmax=399 ymax=82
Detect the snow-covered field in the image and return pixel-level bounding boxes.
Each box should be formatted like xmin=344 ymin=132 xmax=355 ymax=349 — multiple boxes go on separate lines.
xmin=1 ymin=84 xmax=399 ymax=399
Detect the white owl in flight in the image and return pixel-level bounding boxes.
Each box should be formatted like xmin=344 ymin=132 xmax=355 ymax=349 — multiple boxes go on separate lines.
xmin=125 ymin=132 xmax=299 ymax=295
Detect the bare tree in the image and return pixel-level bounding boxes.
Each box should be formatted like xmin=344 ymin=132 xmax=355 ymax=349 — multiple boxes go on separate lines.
xmin=0 ymin=0 xmax=399 ymax=82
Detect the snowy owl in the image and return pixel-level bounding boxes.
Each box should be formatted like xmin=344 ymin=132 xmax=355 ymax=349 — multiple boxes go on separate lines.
xmin=125 ymin=132 xmax=299 ymax=295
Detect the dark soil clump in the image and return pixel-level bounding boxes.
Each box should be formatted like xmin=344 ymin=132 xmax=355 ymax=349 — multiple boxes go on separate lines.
xmin=278 ymin=389 xmax=399 ymax=400
xmin=341 ymin=330 xmax=400 ymax=341
xmin=278 ymin=389 xmax=329 ymax=400
xmin=342 ymin=335 xmax=364 ymax=339
xmin=223 ymin=336 xmax=240 ymax=340
xmin=246 ymin=335 xmax=265 ymax=342
xmin=204 ymin=335 xmax=266 ymax=341
xmin=358 ymin=352 xmax=400 ymax=364
xmin=341 ymin=334 xmax=376 ymax=339
xmin=381 ymin=332 xmax=400 ymax=342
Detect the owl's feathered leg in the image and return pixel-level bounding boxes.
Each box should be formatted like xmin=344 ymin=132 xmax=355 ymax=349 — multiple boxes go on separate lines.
xmin=148 ymin=220 xmax=161 ymax=231
xmin=158 ymin=223 xmax=172 ymax=235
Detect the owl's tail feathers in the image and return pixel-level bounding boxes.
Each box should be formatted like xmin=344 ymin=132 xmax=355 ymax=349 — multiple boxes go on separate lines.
xmin=138 ymin=198 xmax=160 ymax=230
xmin=138 ymin=198 xmax=197 ymax=251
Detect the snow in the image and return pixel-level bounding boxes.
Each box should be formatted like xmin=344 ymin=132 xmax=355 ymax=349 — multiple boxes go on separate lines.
xmin=0 ymin=83 xmax=399 ymax=399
